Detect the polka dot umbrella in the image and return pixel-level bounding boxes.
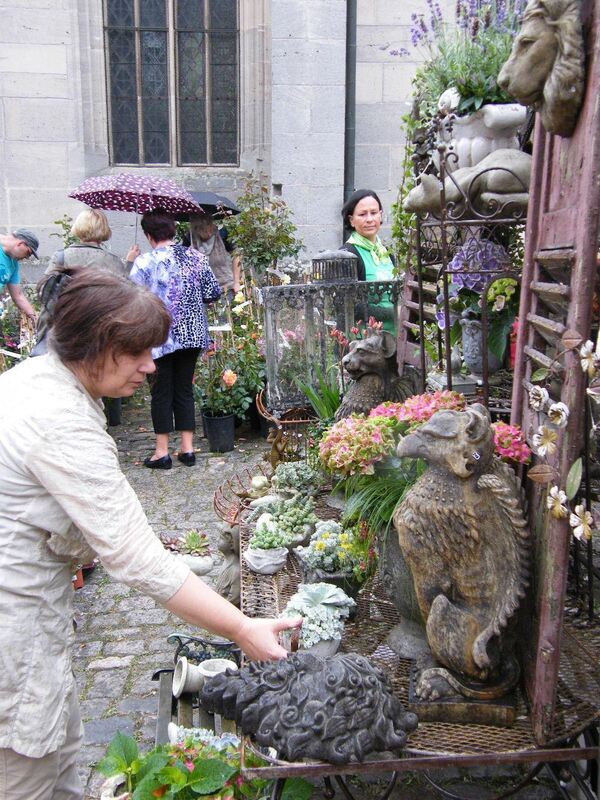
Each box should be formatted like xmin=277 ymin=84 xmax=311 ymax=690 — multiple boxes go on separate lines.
xmin=69 ymin=174 xmax=204 ymax=216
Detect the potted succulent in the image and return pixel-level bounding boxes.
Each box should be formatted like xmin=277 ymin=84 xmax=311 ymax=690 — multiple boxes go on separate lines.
xmin=280 ymin=582 xmax=356 ymax=657
xmin=161 ymin=529 xmax=213 ymax=576
xmin=243 ymin=513 xmax=289 ymax=575
xmin=294 ymin=519 xmax=373 ymax=600
xmin=270 ymin=460 xmax=324 ymax=498
xmin=247 ymin=493 xmax=318 ymax=548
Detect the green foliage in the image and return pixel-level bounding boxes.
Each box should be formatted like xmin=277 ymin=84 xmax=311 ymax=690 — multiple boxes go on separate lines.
xmin=295 ymin=365 xmax=341 ymax=422
xmin=566 ymin=458 xmax=583 ymax=501
xmin=341 ymin=462 xmax=425 ymax=534
xmin=197 ymin=290 xmax=266 ymax=420
xmin=181 ymin=530 xmax=210 ymax=556
xmin=390 ymin=113 xmax=419 ymax=274
xmin=222 ymin=174 xmax=302 ymax=283
xmin=413 ymin=26 xmax=516 ymax=121
xmin=195 ymin=355 xmax=252 ymax=417
xmin=99 ymin=731 xmax=307 ymax=799
xmin=175 ymin=220 xmax=190 ymax=244
xmin=50 ymin=214 xmax=80 ymax=248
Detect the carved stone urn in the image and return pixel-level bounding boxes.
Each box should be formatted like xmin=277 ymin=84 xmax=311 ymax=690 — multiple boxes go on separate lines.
xmin=460 ymin=317 xmax=502 ymax=376
xmin=438 ymin=103 xmax=528 ymax=171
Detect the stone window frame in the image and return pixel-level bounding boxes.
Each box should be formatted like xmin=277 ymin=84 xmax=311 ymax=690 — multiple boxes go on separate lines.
xmin=102 ymin=0 xmax=240 ymax=168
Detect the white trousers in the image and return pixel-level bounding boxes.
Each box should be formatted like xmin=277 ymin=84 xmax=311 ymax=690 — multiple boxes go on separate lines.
xmin=0 ymin=685 xmax=84 ymax=800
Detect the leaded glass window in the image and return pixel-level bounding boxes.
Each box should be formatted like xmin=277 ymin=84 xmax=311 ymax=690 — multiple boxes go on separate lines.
xmin=104 ymin=0 xmax=239 ymax=166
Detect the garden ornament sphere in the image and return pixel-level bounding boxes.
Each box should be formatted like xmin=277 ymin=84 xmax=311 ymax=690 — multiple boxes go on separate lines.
xmin=497 ymin=0 xmax=585 ymax=137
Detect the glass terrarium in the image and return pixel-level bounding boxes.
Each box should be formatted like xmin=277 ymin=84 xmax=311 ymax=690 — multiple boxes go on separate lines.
xmin=259 ymin=252 xmax=402 ymax=414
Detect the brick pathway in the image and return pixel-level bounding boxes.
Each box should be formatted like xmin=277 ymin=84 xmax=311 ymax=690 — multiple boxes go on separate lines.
xmin=73 ymin=398 xmax=562 ymax=799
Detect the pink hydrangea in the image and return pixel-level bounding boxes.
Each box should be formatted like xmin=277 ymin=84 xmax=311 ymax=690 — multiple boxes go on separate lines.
xmin=369 ymin=391 xmax=467 ymax=424
xmin=319 ymin=416 xmax=396 ymax=476
xmin=492 ymin=421 xmax=531 ymax=464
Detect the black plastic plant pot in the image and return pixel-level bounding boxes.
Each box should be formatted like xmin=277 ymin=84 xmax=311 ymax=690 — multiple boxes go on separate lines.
xmin=202 ymin=412 xmax=235 ymax=452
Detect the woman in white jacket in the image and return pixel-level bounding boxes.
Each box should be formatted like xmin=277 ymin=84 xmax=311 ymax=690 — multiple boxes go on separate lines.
xmin=0 ymin=267 xmax=299 ymax=800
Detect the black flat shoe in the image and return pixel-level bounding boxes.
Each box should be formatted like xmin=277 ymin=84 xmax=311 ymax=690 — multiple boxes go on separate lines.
xmin=143 ymin=454 xmax=172 ymax=470
xmin=177 ymin=451 xmax=196 ymax=466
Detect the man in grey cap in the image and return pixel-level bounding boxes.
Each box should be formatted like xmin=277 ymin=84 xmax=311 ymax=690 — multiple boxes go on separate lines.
xmin=0 ymin=229 xmax=39 ymax=321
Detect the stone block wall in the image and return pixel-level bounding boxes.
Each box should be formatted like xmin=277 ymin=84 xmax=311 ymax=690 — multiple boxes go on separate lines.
xmin=0 ymin=0 xmax=452 ymax=277
xmin=270 ymin=0 xmax=347 ymax=257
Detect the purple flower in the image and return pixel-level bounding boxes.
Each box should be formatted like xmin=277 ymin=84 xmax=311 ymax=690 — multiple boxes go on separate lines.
xmin=447 ymin=240 xmax=511 ymax=294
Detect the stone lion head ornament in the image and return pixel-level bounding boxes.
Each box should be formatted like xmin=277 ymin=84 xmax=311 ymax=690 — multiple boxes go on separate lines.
xmin=497 ymin=0 xmax=585 ymax=137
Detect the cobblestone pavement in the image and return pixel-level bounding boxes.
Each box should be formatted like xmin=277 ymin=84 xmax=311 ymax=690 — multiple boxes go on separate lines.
xmin=73 ymin=398 xmax=564 ymax=799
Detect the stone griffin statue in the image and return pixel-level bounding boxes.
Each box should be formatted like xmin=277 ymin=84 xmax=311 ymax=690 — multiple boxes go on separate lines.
xmin=200 ymin=652 xmax=418 ymax=764
xmin=335 ymin=331 xmax=420 ymax=420
xmin=498 ymin=0 xmax=585 ymax=137
xmin=393 ymin=404 xmax=530 ymax=704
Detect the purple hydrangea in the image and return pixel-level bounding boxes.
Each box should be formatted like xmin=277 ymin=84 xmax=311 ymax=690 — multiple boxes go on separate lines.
xmin=447 ymin=240 xmax=511 ymax=293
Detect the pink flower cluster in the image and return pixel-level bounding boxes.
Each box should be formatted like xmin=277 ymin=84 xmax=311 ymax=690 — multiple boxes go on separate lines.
xmin=369 ymin=391 xmax=467 ymax=424
xmin=491 ymin=421 xmax=532 ymax=464
xmin=319 ymin=416 xmax=396 ymax=476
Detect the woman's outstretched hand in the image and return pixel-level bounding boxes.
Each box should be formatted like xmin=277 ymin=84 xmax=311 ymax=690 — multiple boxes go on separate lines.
xmin=234 ymin=616 xmax=303 ymax=661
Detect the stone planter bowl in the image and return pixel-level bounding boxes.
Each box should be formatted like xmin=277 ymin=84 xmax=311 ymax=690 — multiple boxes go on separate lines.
xmin=243 ymin=546 xmax=288 ymax=575
xmin=298 ymin=637 xmax=341 ymax=657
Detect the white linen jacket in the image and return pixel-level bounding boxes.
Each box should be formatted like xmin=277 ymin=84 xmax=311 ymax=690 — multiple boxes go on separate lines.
xmin=0 ymin=354 xmax=190 ymax=757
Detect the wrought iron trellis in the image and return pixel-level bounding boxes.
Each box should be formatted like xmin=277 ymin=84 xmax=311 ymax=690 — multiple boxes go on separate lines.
xmin=410 ymin=144 xmax=527 ymax=411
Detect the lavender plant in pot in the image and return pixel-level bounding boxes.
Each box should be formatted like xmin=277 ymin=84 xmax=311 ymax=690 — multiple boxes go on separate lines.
xmin=405 ymin=0 xmax=528 ymax=168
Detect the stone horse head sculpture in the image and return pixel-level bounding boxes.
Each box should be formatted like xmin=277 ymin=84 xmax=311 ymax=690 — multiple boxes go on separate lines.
xmin=498 ymin=0 xmax=585 ymax=137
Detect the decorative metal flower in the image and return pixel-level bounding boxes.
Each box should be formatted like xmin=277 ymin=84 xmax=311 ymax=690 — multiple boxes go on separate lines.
xmin=532 ymin=425 xmax=558 ymax=457
xmin=579 ymin=340 xmax=598 ymax=378
xmin=528 ymin=386 xmax=549 ymax=412
xmin=547 ymin=401 xmax=569 ymax=428
xmin=547 ymin=486 xmax=568 ymax=519
xmin=569 ymin=504 xmax=593 ymax=541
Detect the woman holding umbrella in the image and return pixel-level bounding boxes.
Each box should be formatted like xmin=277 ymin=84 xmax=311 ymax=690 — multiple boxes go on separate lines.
xmin=130 ymin=211 xmax=220 ymax=469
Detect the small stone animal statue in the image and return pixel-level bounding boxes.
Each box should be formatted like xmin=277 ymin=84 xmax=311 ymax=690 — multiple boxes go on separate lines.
xmin=393 ymin=404 xmax=530 ymax=702
xmin=200 ymin=652 xmax=418 ymax=764
xmin=498 ymin=0 xmax=584 ymax=138
xmin=335 ymin=331 xmax=420 ymax=420
xmin=213 ymin=526 xmax=240 ymax=606
xmin=403 ymin=149 xmax=532 ymax=217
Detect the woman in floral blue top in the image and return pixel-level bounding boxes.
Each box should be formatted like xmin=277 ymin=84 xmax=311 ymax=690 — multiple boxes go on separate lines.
xmin=130 ymin=212 xmax=221 ymax=469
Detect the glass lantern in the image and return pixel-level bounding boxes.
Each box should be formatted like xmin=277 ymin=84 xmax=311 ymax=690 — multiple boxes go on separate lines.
xmin=258 ymin=253 xmax=402 ymax=415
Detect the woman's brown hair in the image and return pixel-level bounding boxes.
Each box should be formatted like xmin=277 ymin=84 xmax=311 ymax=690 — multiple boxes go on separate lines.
xmin=49 ymin=267 xmax=170 ymax=366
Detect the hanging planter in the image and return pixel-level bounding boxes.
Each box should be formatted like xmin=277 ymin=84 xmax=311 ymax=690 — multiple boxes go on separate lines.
xmin=202 ymin=412 xmax=235 ymax=453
